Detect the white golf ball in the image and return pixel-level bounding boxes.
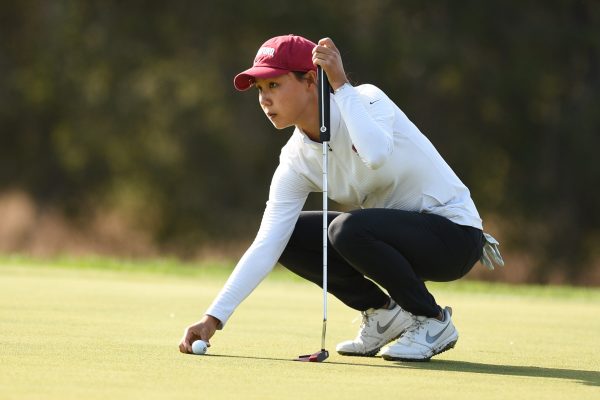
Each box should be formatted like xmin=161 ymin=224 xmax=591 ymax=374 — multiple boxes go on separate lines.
xmin=191 ymin=340 xmax=208 ymax=355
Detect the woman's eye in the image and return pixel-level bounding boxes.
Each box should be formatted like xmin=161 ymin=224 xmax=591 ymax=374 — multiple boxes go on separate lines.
xmin=269 ymin=82 xmax=278 ymax=89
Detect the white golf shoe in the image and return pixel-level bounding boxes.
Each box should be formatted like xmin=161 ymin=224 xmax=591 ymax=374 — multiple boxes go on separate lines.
xmin=336 ymin=303 xmax=414 ymax=357
xmin=381 ymin=306 xmax=458 ymax=361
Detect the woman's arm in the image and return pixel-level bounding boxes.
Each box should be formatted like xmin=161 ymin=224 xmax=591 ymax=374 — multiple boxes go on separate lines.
xmin=207 ymin=164 xmax=310 ymax=326
xmin=333 ymin=84 xmax=395 ymax=169
xmin=313 ymin=37 xmax=395 ymax=169
xmin=179 ymin=162 xmax=311 ymax=353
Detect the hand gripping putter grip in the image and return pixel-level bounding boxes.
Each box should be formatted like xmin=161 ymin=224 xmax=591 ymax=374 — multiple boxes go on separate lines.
xmin=295 ymin=66 xmax=330 ymax=363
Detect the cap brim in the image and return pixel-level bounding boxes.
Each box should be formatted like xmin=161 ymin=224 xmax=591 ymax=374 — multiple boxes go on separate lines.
xmin=233 ymin=66 xmax=290 ymax=91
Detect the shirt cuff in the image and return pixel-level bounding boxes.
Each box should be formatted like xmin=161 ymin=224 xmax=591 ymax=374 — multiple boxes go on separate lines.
xmin=333 ymin=82 xmax=352 ymax=96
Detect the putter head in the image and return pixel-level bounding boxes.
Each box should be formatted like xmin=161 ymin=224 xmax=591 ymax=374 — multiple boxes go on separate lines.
xmin=295 ymin=349 xmax=329 ymax=362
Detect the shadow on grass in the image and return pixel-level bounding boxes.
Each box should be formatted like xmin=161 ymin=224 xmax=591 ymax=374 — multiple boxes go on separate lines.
xmin=395 ymin=360 xmax=600 ymax=387
xmin=205 ymin=354 xmax=599 ymax=387
xmin=204 ymin=353 xmax=397 ymax=369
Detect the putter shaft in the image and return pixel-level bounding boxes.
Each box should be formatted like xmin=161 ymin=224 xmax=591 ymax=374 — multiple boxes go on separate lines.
xmin=295 ymin=66 xmax=329 ymax=363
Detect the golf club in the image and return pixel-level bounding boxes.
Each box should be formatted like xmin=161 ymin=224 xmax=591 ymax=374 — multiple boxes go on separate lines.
xmin=295 ymin=65 xmax=330 ymax=363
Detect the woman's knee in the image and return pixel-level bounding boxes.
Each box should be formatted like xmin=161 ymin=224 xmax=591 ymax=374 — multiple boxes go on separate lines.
xmin=328 ymin=211 xmax=368 ymax=250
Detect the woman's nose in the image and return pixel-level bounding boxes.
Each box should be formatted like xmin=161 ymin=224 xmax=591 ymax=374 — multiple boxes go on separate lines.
xmin=259 ymin=92 xmax=272 ymax=107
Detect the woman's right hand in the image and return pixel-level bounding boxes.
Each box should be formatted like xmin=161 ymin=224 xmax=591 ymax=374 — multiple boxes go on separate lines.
xmin=178 ymin=314 xmax=220 ymax=353
xmin=312 ymin=37 xmax=349 ymax=91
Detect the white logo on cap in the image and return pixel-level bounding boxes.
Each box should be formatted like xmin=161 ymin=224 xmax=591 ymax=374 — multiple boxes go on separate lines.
xmin=256 ymin=47 xmax=275 ymax=58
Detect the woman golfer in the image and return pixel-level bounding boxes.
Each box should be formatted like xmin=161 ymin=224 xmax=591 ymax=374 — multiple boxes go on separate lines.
xmin=179 ymin=35 xmax=502 ymax=361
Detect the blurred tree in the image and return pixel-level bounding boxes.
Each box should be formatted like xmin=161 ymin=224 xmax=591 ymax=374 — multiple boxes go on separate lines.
xmin=0 ymin=0 xmax=598 ymax=281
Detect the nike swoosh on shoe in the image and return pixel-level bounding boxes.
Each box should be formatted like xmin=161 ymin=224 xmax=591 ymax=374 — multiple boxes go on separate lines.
xmin=376 ymin=309 xmax=403 ymax=334
xmin=425 ymin=323 xmax=451 ymax=344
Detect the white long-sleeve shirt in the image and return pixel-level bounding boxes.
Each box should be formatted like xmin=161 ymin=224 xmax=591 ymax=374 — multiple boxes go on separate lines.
xmin=206 ymin=84 xmax=482 ymax=327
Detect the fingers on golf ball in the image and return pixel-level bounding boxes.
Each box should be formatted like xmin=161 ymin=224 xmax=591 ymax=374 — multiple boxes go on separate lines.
xmin=192 ymin=340 xmax=208 ymax=355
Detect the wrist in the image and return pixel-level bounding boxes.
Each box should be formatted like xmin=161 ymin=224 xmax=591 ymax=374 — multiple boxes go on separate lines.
xmin=203 ymin=314 xmax=221 ymax=327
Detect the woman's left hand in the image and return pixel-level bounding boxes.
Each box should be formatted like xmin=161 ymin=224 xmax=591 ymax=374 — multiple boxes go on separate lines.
xmin=312 ymin=38 xmax=349 ymax=91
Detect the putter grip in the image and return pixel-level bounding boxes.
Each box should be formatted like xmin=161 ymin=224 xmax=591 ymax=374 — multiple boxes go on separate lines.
xmin=317 ymin=66 xmax=330 ymax=142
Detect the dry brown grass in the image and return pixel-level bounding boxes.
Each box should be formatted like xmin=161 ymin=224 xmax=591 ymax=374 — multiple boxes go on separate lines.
xmin=1 ymin=190 xmax=598 ymax=285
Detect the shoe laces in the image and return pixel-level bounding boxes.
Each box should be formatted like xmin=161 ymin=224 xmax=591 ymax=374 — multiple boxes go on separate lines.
xmin=360 ymin=310 xmax=372 ymax=327
xmin=403 ymin=316 xmax=427 ymax=341
xmin=354 ymin=309 xmax=377 ymax=338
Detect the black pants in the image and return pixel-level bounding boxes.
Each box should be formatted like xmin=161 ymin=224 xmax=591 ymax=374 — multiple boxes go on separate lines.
xmin=279 ymin=209 xmax=483 ymax=318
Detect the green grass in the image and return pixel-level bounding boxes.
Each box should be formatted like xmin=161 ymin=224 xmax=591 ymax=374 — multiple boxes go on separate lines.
xmin=1 ymin=258 xmax=599 ymax=399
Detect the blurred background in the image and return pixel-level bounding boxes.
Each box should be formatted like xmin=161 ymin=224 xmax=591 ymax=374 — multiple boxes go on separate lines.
xmin=0 ymin=0 xmax=598 ymax=284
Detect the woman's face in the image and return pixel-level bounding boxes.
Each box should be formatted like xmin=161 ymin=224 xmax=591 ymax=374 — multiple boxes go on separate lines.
xmin=255 ymin=72 xmax=314 ymax=130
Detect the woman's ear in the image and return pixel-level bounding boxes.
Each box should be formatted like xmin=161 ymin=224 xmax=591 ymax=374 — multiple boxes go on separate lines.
xmin=304 ymin=70 xmax=318 ymax=88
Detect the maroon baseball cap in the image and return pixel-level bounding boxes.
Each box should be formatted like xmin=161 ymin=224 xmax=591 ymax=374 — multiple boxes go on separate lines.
xmin=234 ymin=35 xmax=317 ymax=91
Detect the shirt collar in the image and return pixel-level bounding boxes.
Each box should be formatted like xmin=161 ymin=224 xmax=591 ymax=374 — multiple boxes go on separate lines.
xmin=296 ymin=98 xmax=341 ymax=147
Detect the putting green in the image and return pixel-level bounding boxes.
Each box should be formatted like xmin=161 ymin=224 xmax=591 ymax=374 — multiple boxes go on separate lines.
xmin=1 ymin=262 xmax=598 ymax=399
